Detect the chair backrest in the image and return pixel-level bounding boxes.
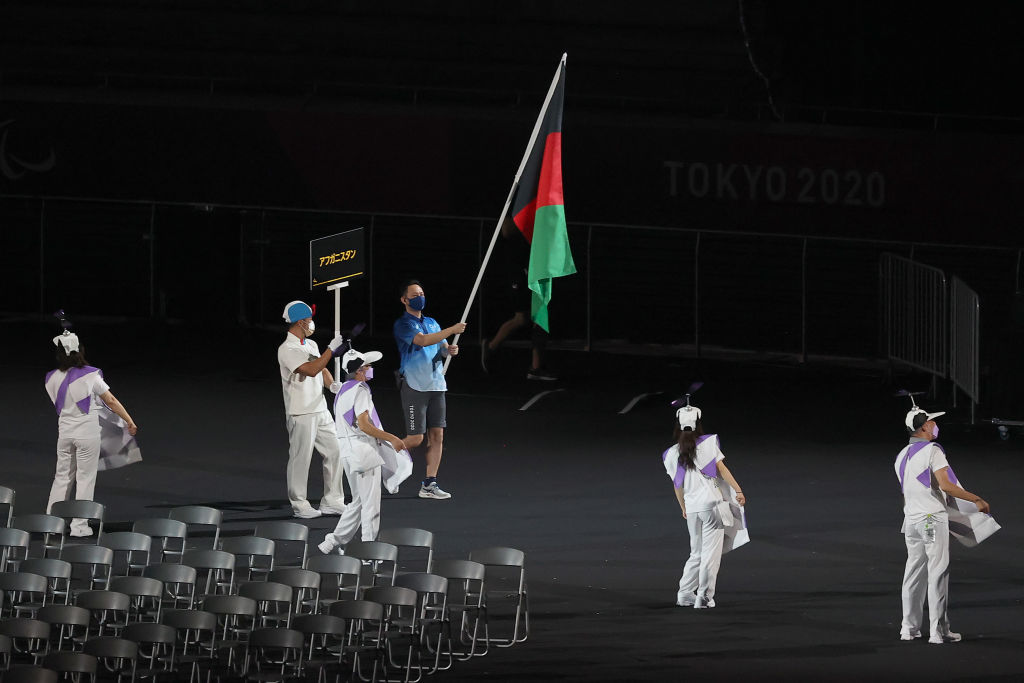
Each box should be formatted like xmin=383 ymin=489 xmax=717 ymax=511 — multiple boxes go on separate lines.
xmin=202 ymin=594 xmax=257 ymax=619
xmin=182 ymin=549 xmax=236 ymax=597
xmin=345 ymin=540 xmax=398 ymax=587
xmin=168 ymin=506 xmax=222 ymax=548
xmin=304 ymin=553 xmax=362 ymax=603
xmin=292 ymin=614 xmax=346 ymax=637
xmin=61 ymin=544 xmax=114 ymax=590
xmin=0 ymin=484 xmax=14 ymax=526
xmin=394 ymin=572 xmax=448 ymax=596
xmin=21 ymin=559 xmax=73 ymax=602
xmin=82 ymin=635 xmax=138 ymax=670
xmin=3 ymin=666 xmax=60 ymax=683
xmin=13 ymin=514 xmax=65 ymax=557
xmin=267 ymin=568 xmax=319 ymax=590
xmin=50 ymin=500 xmax=105 ymax=540
xmin=37 ymin=604 xmax=91 ymax=628
xmin=328 ymin=599 xmax=384 ymax=621
xmin=378 ymin=527 xmax=434 ymax=572
xmin=432 ymin=559 xmax=486 ymax=582
xmin=468 ymin=546 xmax=525 ymax=568
xmin=254 ymin=521 xmax=309 ymax=567
xmin=161 ymin=607 xmax=217 ymax=630
xmin=76 ymin=589 xmax=131 ymax=612
xmin=363 ymin=585 xmax=417 ymax=610
xmin=239 ymin=581 xmax=294 ymax=625
xmin=42 ymin=651 xmax=98 ymax=675
xmin=109 ymin=576 xmax=163 ymax=601
xmin=0 ymin=617 xmax=52 ymax=645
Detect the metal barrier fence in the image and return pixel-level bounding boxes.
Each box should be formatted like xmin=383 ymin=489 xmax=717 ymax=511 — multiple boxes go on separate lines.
xmin=950 ymin=276 xmax=980 ymax=421
xmin=879 ymin=253 xmax=948 ymax=377
xmin=1 ymin=195 xmax=1018 ymax=370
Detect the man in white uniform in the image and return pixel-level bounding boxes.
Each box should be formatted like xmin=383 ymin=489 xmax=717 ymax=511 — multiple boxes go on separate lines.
xmin=318 ymin=348 xmax=407 ymax=554
xmin=277 ymin=300 xmax=346 ymax=519
xmin=895 ymin=405 xmax=990 ymax=644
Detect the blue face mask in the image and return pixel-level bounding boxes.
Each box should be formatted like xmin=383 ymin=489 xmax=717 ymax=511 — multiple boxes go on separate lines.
xmin=407 ymin=295 xmax=426 ymax=311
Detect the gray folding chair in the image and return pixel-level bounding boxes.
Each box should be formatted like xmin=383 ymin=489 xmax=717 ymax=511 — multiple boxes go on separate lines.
xmin=468 ymin=547 xmax=529 ymax=647
xmin=4 ymin=665 xmax=60 ymax=683
xmin=220 ymin=536 xmax=275 ymax=583
xmin=21 ymin=558 xmax=73 ymax=606
xmin=239 ymin=581 xmax=294 ymax=629
xmin=109 ymin=576 xmax=163 ymax=624
xmin=0 ymin=617 xmax=52 ymax=665
xmin=13 ymin=514 xmax=66 ymax=559
xmin=292 ymin=614 xmax=346 ymax=682
xmin=182 ymin=549 xmax=235 ymax=598
xmin=304 ymin=554 xmax=362 ymax=610
xmin=431 ymin=559 xmax=487 ymax=662
xmin=0 ymin=526 xmax=31 ymax=572
xmin=161 ymin=608 xmax=218 ymax=682
xmin=0 ymin=572 xmax=50 ymax=618
xmin=344 ymin=541 xmax=399 ymax=590
xmin=329 ymin=600 xmax=386 ymax=683
xmin=202 ymin=595 xmax=257 ymax=676
xmin=168 ymin=506 xmax=222 ymax=550
xmin=60 ymin=545 xmax=114 ymax=593
xmin=100 ymin=531 xmax=152 ymax=576
xmin=50 ymin=500 xmax=105 ymax=543
xmin=363 ymin=586 xmax=420 ymax=682
xmin=267 ymin=568 xmax=320 ymax=617
xmin=41 ymin=651 xmax=98 ymax=681
xmin=83 ymin=636 xmax=138 ymax=682
xmin=123 ymin=622 xmax=176 ymax=679
xmin=75 ymin=590 xmax=131 ymax=638
xmin=244 ymin=627 xmax=304 ymax=682
xmin=394 ymin=573 xmax=448 ymax=677
xmin=378 ymin=528 xmax=435 ymax=575
xmin=37 ymin=604 xmax=91 ymax=652
xmin=132 ymin=518 xmax=187 ymax=564
xmin=0 ymin=484 xmax=14 ymax=527
xmin=144 ymin=562 xmax=198 ymax=610
xmin=254 ymin=521 xmax=309 ymax=568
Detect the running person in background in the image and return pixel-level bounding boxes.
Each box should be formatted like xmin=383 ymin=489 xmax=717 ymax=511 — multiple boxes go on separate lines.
xmin=480 ymin=221 xmax=556 ymax=380
xmin=663 ymin=404 xmax=745 ymax=609
xmin=318 ymin=347 xmax=405 ymax=554
xmin=896 ymin=405 xmax=990 ymax=644
xmin=44 ymin=330 xmax=137 ymax=537
xmin=278 ymin=300 xmax=347 ymax=519
xmin=393 ymin=279 xmax=465 ymax=499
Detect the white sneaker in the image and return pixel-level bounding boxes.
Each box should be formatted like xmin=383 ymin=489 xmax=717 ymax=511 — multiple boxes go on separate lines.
xmin=419 ymin=482 xmax=452 ymax=500
xmin=900 ymin=630 xmax=922 ymax=641
xmin=293 ymin=508 xmax=322 ymax=519
xmin=318 ymin=504 xmax=345 ymax=516
xmin=317 ymin=538 xmax=340 ymax=555
xmin=694 ymin=595 xmax=715 ymax=609
xmin=69 ymin=526 xmax=94 ymax=538
xmin=676 ymin=595 xmax=696 ymax=607
xmin=929 ymin=631 xmax=961 ymax=644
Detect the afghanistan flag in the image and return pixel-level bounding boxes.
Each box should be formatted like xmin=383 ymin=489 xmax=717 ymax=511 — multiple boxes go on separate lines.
xmin=509 ymin=55 xmax=576 ymax=332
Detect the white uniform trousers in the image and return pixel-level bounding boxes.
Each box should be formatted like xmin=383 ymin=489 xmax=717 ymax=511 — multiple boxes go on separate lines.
xmin=326 ymin=454 xmax=382 ymax=547
xmin=286 ymin=410 xmax=344 ymax=513
xmin=901 ymin=513 xmax=951 ymax=638
xmin=47 ymin=435 xmax=100 ymax=534
xmin=678 ymin=507 xmax=726 ymax=602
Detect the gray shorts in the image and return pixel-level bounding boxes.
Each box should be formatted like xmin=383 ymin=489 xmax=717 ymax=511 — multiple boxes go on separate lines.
xmin=399 ymin=382 xmax=447 ymax=435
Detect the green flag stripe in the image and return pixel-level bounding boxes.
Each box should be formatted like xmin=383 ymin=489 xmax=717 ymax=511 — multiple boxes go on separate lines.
xmin=527 ymin=204 xmax=575 ymax=332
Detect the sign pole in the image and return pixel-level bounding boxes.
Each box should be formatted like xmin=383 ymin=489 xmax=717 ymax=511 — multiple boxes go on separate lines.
xmin=327 ymin=281 xmax=349 ymax=380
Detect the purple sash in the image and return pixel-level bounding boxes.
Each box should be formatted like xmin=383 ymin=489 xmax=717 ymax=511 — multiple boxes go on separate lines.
xmin=663 ymin=447 xmax=685 ymax=488
xmin=897 ymin=441 xmax=931 ymax=491
xmin=50 ymin=366 xmax=101 ymax=416
xmin=696 ymin=434 xmax=719 ymax=478
xmin=335 ymin=380 xmax=381 ymax=431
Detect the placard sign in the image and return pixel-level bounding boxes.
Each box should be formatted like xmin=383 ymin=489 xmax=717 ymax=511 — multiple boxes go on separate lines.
xmin=310 ymin=228 xmax=365 ymax=289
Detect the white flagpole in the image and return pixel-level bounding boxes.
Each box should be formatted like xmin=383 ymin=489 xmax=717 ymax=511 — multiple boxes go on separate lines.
xmin=444 ymin=53 xmax=567 ymax=374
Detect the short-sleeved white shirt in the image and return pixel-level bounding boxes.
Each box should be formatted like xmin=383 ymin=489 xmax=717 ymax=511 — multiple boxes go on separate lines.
xmin=44 ymin=367 xmax=111 ymax=440
xmin=894 ymin=439 xmax=950 ymax=521
xmin=333 ymin=381 xmax=376 ymax=454
xmin=663 ymin=435 xmax=726 ymax=514
xmin=277 ymin=333 xmax=328 ymax=416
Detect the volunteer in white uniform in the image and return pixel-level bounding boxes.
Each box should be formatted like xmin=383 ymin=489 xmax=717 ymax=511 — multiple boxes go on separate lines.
xmin=895 ymin=405 xmax=990 ymax=644
xmin=44 ymin=331 xmax=137 ymax=537
xmin=665 ymin=404 xmax=745 ymax=609
xmin=318 ymin=348 xmax=406 ymax=554
xmin=277 ymin=300 xmax=347 ymax=519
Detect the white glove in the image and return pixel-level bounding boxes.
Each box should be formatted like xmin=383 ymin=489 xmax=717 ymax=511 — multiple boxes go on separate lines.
xmin=329 ymin=381 xmax=342 ymax=394
xmin=328 ymin=334 xmax=345 ymax=354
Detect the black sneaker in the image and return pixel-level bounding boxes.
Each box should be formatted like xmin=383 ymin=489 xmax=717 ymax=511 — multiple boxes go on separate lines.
xmin=526 ymin=367 xmax=558 ymax=381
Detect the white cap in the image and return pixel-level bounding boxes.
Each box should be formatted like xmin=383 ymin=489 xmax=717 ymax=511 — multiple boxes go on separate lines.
xmin=676 ymin=405 xmax=702 ymax=431
xmin=905 ymin=407 xmax=945 ymax=432
xmin=341 ymin=348 xmax=383 ymax=376
xmin=53 ymin=331 xmax=80 ymax=353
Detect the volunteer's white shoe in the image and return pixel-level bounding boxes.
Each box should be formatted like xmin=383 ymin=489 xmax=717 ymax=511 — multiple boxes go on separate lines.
xmin=318 ymin=505 xmax=345 ymax=516
xmin=676 ymin=594 xmax=696 ymax=607
xmin=293 ymin=508 xmax=322 ymax=519
xmin=929 ymin=631 xmax=961 ymax=644
xmin=694 ymin=595 xmax=715 ymax=609
xmin=900 ymin=630 xmax=922 ymax=641
xmin=317 ymin=538 xmax=341 ymax=555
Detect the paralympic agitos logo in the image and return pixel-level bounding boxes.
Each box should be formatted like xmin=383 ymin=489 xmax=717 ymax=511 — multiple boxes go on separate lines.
xmin=0 ymin=119 xmax=56 ymax=180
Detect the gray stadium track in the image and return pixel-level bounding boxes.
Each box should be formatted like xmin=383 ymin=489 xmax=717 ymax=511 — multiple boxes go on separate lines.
xmin=3 ymin=323 xmax=1022 ymax=681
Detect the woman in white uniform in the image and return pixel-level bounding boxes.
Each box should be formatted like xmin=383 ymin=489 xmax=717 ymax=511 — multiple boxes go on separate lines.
xmin=318 ymin=348 xmax=406 ymax=554
xmin=664 ymin=404 xmax=745 ymax=608
xmin=43 ymin=331 xmax=137 ymax=537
